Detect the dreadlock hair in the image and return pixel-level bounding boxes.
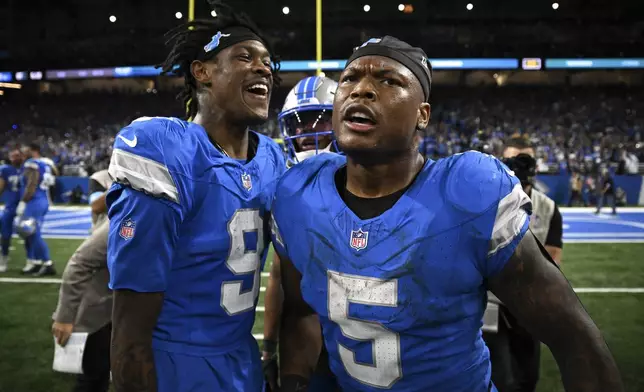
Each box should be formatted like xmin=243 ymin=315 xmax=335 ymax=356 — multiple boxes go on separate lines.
xmin=157 ymin=0 xmax=281 ymax=121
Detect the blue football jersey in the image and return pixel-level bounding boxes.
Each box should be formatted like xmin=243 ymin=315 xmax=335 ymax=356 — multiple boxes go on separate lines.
xmin=271 ymin=151 xmax=531 ymax=392
xmin=0 ymin=164 xmax=22 ymax=209
xmin=107 ymin=116 xmax=286 ymax=355
xmin=22 ymin=158 xmax=52 ymax=203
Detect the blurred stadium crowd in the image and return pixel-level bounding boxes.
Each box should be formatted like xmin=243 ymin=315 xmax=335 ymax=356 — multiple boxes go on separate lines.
xmin=1 ymin=86 xmax=642 ymax=178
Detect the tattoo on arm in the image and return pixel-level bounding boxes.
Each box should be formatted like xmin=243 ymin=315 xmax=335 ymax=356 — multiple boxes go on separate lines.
xmin=22 ymin=168 xmax=39 ymax=202
xmin=111 ymin=290 xmax=164 ymax=392
xmin=488 ymin=232 xmax=624 ymax=392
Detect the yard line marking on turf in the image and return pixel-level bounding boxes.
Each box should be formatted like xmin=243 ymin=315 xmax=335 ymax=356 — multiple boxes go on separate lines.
xmin=0 ymin=277 xmax=63 ymax=284
xmin=43 ymin=211 xmax=92 ymax=220
xmin=560 ymin=207 xmax=644 ymax=213
xmin=564 ymin=233 xmax=644 ymax=238
xmin=574 ymin=288 xmax=644 ymax=293
xmin=43 ymin=217 xmax=93 ymax=229
xmin=43 ymin=229 xmax=91 ymax=235
xmin=261 ymin=272 xmax=269 ymax=278
xmin=565 ymin=239 xmax=644 ymax=244
xmin=563 ymin=217 xmax=644 ymax=230
xmin=1 ymin=277 xmax=643 ymax=295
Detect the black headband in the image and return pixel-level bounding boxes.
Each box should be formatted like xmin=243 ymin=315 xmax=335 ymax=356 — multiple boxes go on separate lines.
xmin=346 ymin=36 xmax=432 ymax=102
xmin=198 ymin=26 xmax=265 ymax=61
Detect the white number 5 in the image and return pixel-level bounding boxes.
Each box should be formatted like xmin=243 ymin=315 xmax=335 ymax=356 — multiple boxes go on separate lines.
xmin=328 ymin=270 xmax=402 ymax=389
xmin=221 ymin=209 xmax=265 ymax=315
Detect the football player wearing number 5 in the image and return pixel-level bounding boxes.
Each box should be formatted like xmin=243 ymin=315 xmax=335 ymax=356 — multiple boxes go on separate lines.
xmin=16 ymin=145 xmax=56 ymax=276
xmin=0 ymin=146 xmax=25 ymax=272
xmin=105 ymin=3 xmax=285 ymax=392
xmin=273 ymin=36 xmax=623 ymax=392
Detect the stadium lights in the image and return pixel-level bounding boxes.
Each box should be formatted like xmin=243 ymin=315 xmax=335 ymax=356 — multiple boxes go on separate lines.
xmin=363 ymin=4 xmax=371 ymax=12
xmin=552 ymin=2 xmax=559 ymax=9
xmin=109 ymin=15 xmax=116 ymax=23
xmin=466 ymin=3 xmax=474 ymax=10
xmin=175 ymin=11 xmax=183 ymax=19
xmin=282 ymin=6 xmax=290 ymax=15
xmin=211 ymin=10 xmax=217 ymax=17
xmin=398 ymin=4 xmax=405 ymax=11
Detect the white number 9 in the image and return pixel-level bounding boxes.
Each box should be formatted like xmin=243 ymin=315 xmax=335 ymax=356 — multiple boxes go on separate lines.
xmin=328 ymin=270 xmax=402 ymax=389
xmin=221 ymin=209 xmax=265 ymax=315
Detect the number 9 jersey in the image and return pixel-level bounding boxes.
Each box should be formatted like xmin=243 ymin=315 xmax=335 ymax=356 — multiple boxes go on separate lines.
xmin=106 ymin=117 xmax=285 ymax=356
xmin=271 ymin=151 xmax=531 ymax=391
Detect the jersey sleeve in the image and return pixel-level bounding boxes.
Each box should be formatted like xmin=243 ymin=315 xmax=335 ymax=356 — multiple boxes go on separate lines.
xmin=107 ymin=186 xmax=181 ymax=292
xmin=23 ymin=159 xmax=39 ymax=171
xmin=108 ymin=118 xmax=192 ymax=209
xmin=449 ymin=152 xmax=532 ymax=278
xmin=106 ymin=117 xmax=193 ymax=292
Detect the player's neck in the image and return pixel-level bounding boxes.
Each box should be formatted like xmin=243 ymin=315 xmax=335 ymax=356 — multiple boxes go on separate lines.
xmin=193 ymin=113 xmax=249 ymax=160
xmin=345 ymin=152 xmax=424 ymax=198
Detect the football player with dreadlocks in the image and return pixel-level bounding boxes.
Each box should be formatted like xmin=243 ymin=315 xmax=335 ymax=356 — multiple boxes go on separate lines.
xmin=105 ymin=2 xmax=285 ymax=391
xmin=262 ymin=76 xmax=340 ymax=391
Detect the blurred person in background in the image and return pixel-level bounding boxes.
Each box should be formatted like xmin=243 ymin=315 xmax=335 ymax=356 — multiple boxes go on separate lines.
xmin=51 ymin=168 xmax=113 ymax=392
xmin=16 ymin=145 xmax=56 ymax=276
xmin=568 ymin=172 xmax=586 ymax=207
xmin=483 ymin=135 xmax=563 ymax=392
xmin=0 ymin=146 xmax=25 ymax=272
xmin=26 ymin=143 xmax=58 ymax=204
xmin=596 ymin=167 xmax=617 ymax=214
xmin=263 ymin=76 xmax=339 ymax=392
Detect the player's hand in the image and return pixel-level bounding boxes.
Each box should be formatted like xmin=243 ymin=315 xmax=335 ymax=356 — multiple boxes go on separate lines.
xmin=16 ymin=201 xmax=26 ymax=216
xmin=52 ymin=322 xmax=74 ymax=347
xmin=262 ymin=352 xmax=279 ymax=392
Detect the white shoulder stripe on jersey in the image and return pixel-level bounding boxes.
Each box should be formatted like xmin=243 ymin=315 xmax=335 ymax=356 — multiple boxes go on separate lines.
xmin=24 ymin=161 xmax=39 ymax=170
xmin=488 ymin=183 xmax=531 ymax=257
xmin=108 ymin=148 xmax=180 ymax=204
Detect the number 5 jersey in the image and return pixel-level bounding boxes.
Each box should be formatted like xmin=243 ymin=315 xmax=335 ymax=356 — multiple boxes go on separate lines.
xmin=271 ymin=151 xmax=532 ymax=392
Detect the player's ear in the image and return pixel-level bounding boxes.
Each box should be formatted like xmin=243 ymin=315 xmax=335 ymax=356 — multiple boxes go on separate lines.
xmin=416 ymin=102 xmax=430 ymax=130
xmin=191 ymin=60 xmax=213 ymax=87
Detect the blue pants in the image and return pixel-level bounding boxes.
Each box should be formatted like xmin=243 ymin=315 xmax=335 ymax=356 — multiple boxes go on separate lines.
xmin=22 ymin=201 xmax=50 ymax=261
xmin=153 ymin=338 xmax=264 ymax=392
xmin=0 ymin=208 xmax=16 ymax=256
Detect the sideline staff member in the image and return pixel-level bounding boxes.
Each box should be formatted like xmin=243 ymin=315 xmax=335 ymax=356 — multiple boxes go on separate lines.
xmin=483 ymin=136 xmax=563 ymax=392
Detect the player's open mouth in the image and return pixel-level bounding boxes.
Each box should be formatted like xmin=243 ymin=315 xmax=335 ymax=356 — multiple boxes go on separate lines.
xmin=343 ymin=105 xmax=377 ymax=132
xmin=244 ymin=82 xmax=269 ymax=100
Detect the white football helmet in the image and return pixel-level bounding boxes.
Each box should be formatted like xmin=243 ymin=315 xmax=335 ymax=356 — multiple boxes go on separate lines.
xmin=278 ymin=76 xmax=338 ymax=165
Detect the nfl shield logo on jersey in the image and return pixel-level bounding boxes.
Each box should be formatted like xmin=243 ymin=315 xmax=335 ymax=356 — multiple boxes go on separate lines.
xmin=241 ymin=172 xmax=252 ymax=191
xmin=119 ymin=218 xmax=136 ymax=240
xmin=350 ymin=228 xmax=369 ymax=251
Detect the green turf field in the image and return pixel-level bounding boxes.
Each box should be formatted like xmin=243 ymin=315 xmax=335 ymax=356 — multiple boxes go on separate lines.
xmin=0 ymin=239 xmax=642 ymax=392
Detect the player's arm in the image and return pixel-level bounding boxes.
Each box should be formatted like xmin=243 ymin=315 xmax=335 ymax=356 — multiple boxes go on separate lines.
xmin=263 ymin=252 xmax=283 ymax=351
xmin=21 ymin=164 xmax=40 ymax=202
xmin=489 ymin=233 xmax=623 ymax=391
xmin=279 ymin=251 xmax=323 ymax=391
xmin=262 ymin=252 xmax=283 ymax=390
xmin=88 ymin=178 xmax=108 ymax=215
xmin=0 ymin=175 xmax=6 ymax=195
xmin=107 ymin=121 xmax=187 ymax=392
xmin=544 ymin=204 xmax=563 ymax=265
xmin=108 ymin=187 xmax=181 ymax=392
